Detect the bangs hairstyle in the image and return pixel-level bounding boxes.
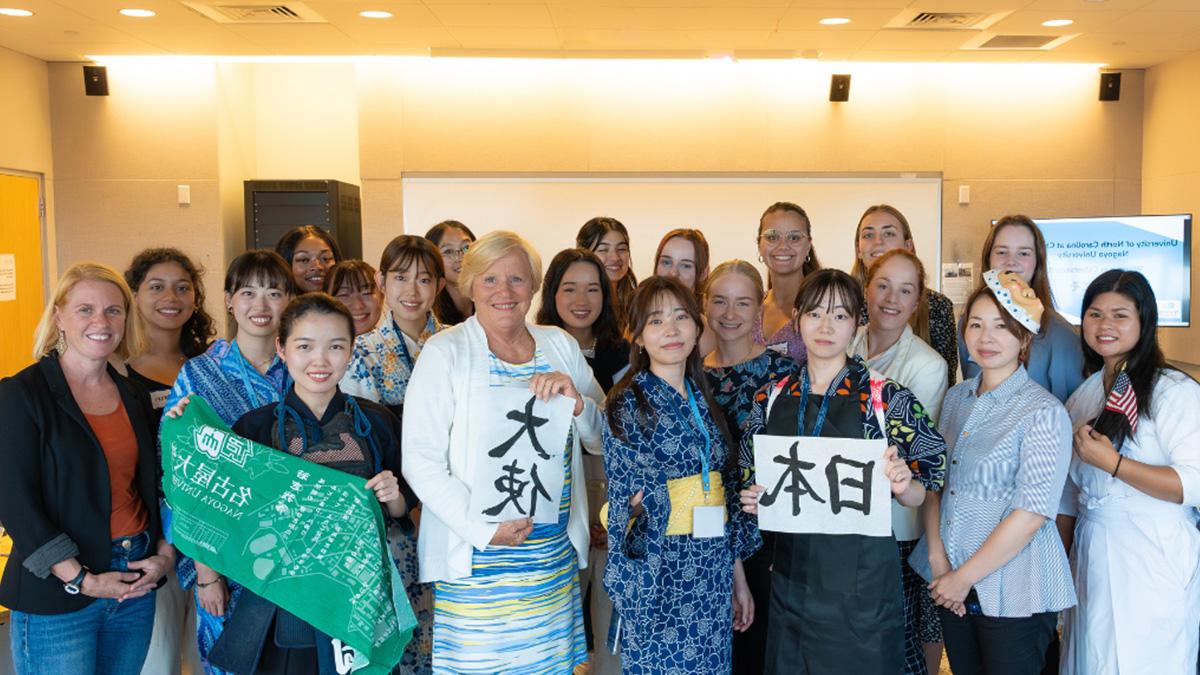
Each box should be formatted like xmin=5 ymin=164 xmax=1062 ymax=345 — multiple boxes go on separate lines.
xmin=961 ymin=285 xmax=1034 ymax=365
xmin=125 ymin=247 xmax=216 ymax=358
xmin=536 ymin=248 xmax=622 ymax=349
xmin=604 ymin=276 xmax=734 ymax=467
xmin=379 ymin=235 xmax=445 ymax=280
xmin=225 ymin=249 xmax=295 ymax=296
xmin=981 ymin=215 xmax=1057 ymax=328
xmin=759 ymin=201 xmax=821 ymax=276
xmin=704 ymin=259 xmax=765 ymax=304
xmin=33 ymin=262 xmax=146 ymax=360
xmin=274 ymin=225 xmax=342 ymax=266
xmin=794 ymin=268 xmax=865 ymax=322
xmin=654 ymin=228 xmax=711 ymax=297
xmin=323 ymin=260 xmax=379 ymax=296
xmin=278 ymin=292 xmax=355 ymax=344
xmin=458 ymin=231 xmax=543 ymax=296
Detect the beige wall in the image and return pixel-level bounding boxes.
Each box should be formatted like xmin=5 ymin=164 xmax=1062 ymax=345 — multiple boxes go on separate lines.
xmin=0 ymin=46 xmax=55 ymax=281
xmin=1144 ymin=50 xmax=1200 ymax=365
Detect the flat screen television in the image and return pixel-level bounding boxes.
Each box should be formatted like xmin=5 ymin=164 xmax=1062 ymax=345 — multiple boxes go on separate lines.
xmin=1033 ymin=214 xmax=1191 ymax=327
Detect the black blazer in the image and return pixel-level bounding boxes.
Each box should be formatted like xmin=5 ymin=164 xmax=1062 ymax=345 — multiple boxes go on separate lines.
xmin=0 ymin=354 xmax=162 ymax=615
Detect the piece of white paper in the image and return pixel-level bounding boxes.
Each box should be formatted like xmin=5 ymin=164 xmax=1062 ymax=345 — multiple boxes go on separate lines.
xmin=469 ymin=387 xmax=574 ymax=524
xmin=0 ymin=254 xmax=15 ymax=302
xmin=941 ymin=262 xmax=974 ymax=307
xmin=752 ymin=434 xmax=891 ymax=537
xmin=692 ymin=505 xmax=725 ymax=538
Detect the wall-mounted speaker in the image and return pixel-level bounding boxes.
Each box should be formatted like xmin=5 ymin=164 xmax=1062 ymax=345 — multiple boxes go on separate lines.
xmin=1099 ymin=72 xmax=1121 ymax=102
xmin=830 ymin=74 xmax=851 ymax=102
xmin=83 ymin=65 xmax=109 ymax=96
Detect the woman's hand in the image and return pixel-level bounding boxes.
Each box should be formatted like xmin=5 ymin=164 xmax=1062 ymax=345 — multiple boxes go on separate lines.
xmin=1073 ymin=424 xmax=1120 ymax=475
xmin=122 ymin=553 xmax=172 ymax=599
xmin=589 ymin=523 xmax=608 ymax=550
xmin=732 ymin=559 xmax=755 ymax=632
xmin=80 ymin=570 xmax=143 ymax=600
xmin=739 ymin=485 xmax=765 ymax=515
xmin=628 ymin=490 xmax=645 ymax=519
xmin=883 ymin=445 xmax=912 ymax=497
xmin=195 ymin=576 xmax=229 ymax=617
xmin=163 ymin=395 xmax=191 ymax=420
xmin=365 ymin=470 xmax=408 ymax=518
xmin=490 ymin=518 xmax=533 ymax=547
xmin=929 ymin=550 xmax=953 ymax=581
xmin=929 ymin=569 xmax=972 ymax=616
xmin=529 ymin=372 xmax=584 ymax=416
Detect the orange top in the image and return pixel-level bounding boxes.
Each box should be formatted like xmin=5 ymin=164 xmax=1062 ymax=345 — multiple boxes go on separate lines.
xmin=85 ymin=400 xmax=149 ymax=539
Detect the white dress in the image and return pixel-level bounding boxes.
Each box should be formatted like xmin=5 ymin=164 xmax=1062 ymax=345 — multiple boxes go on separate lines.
xmin=1059 ymin=369 xmax=1200 ymax=675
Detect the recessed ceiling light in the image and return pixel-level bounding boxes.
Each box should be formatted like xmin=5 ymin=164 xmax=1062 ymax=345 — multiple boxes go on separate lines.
xmin=120 ymin=8 xmax=156 ymax=17
xmin=0 ymin=7 xmax=34 ymax=16
xmin=359 ymin=10 xmax=392 ymax=19
xmin=819 ymin=17 xmax=851 ymax=26
xmin=1042 ymin=19 xmax=1074 ymax=27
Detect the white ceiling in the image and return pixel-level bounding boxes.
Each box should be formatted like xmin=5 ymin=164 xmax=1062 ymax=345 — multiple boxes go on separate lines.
xmin=1 ymin=0 xmax=1198 ymax=67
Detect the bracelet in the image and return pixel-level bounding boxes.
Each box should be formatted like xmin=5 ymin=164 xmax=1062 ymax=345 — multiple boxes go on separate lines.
xmin=196 ymin=575 xmax=224 ymax=589
xmin=1112 ymin=455 xmax=1124 ymax=478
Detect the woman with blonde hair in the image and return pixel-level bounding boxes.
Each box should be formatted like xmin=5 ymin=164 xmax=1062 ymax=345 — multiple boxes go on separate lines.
xmin=0 ymin=262 xmax=172 ymax=674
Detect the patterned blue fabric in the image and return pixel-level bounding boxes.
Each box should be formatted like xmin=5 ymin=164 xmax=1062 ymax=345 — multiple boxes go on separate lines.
xmin=704 ymin=349 xmax=799 ymax=485
xmin=163 ymin=338 xmax=287 ymax=675
xmin=909 ymin=366 xmax=1077 ymax=618
xmin=603 ymin=370 xmax=760 ymax=674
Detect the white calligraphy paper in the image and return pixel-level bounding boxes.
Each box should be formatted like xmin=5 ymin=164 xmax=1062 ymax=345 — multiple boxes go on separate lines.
xmin=752 ymin=435 xmax=891 ymax=537
xmin=469 ymin=387 xmax=574 ymax=524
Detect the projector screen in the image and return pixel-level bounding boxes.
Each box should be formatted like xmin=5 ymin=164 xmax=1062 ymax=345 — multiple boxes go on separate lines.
xmin=1036 ymin=214 xmax=1192 ymax=327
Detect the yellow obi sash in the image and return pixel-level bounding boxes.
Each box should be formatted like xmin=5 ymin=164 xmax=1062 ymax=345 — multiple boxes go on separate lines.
xmin=599 ymin=471 xmax=727 ymax=536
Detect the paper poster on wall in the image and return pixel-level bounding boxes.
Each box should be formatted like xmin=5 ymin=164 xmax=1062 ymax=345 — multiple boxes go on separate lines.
xmin=469 ymin=387 xmax=574 ymax=524
xmin=752 ymin=435 xmax=891 ymax=537
xmin=941 ymin=262 xmax=973 ymax=306
xmin=0 ymin=254 xmax=15 ymax=302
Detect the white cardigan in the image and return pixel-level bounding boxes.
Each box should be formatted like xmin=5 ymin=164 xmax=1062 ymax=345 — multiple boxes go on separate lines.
xmin=401 ymin=316 xmax=605 ymax=583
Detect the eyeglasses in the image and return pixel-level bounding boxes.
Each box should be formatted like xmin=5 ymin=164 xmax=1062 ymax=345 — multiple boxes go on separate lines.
xmin=440 ymin=244 xmax=471 ymax=260
xmin=759 ymin=229 xmax=809 ymax=245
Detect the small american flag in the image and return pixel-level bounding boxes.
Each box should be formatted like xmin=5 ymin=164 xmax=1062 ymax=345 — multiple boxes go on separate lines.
xmin=1104 ymin=367 xmax=1139 ymax=434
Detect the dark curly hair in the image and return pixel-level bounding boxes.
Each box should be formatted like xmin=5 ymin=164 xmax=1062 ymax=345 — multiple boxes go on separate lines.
xmin=124 ymin=247 xmax=216 ymax=358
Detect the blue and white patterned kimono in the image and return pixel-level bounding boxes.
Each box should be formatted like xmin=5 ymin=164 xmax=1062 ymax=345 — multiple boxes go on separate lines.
xmin=603 ymin=370 xmax=761 ymax=674
xmin=164 ymin=338 xmax=288 ymax=675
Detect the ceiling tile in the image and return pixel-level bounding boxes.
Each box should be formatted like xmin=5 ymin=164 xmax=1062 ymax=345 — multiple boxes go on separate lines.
xmin=428 ymin=4 xmax=556 ymax=28
xmin=863 ymin=30 xmax=980 ymax=50
xmin=446 ymin=26 xmax=564 ymax=48
xmin=762 ymin=29 xmax=877 ymax=50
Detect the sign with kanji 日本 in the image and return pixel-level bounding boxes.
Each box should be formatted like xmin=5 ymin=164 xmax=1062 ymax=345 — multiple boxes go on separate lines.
xmin=468 ymin=387 xmax=575 ymax=525
xmin=161 ymin=396 xmax=416 ymax=675
xmin=752 ymin=435 xmax=891 ymax=537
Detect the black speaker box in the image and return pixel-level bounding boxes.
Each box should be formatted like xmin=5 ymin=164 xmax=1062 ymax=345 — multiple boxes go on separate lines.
xmin=1100 ymin=72 xmax=1121 ymax=102
xmin=830 ymin=74 xmax=851 ymax=102
xmin=83 ymin=65 xmax=108 ymax=96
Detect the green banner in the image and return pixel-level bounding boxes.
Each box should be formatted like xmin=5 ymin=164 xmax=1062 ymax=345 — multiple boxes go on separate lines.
xmin=161 ymin=395 xmax=415 ymax=674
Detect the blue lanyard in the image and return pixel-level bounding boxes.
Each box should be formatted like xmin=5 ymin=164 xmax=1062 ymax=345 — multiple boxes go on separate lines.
xmin=392 ymin=312 xmax=435 ymax=372
xmin=684 ymin=380 xmax=713 ymax=494
xmin=231 ymin=339 xmax=267 ymax=409
xmin=797 ymin=366 xmax=839 ymax=438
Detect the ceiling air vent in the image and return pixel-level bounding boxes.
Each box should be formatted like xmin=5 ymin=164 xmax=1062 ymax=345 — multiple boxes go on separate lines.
xmin=906 ymin=12 xmax=988 ymax=28
xmin=978 ymin=35 xmax=1060 ymax=49
xmin=180 ymin=1 xmax=326 ymax=24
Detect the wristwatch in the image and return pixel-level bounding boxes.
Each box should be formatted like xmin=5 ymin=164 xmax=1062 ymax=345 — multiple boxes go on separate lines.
xmin=63 ymin=566 xmax=89 ymax=595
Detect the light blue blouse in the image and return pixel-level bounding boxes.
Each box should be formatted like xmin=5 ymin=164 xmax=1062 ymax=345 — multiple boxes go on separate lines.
xmin=910 ymin=366 xmax=1077 ymax=618
xmin=960 ymin=312 xmax=1084 ymax=404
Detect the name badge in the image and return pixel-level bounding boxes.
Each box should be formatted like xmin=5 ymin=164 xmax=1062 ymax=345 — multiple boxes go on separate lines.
xmin=692 ymin=505 xmax=725 ymax=538
xmin=150 ymin=389 xmax=170 ymax=410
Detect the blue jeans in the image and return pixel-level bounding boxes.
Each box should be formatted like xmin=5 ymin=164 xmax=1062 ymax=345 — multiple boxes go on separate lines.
xmin=9 ymin=531 xmax=157 ymax=675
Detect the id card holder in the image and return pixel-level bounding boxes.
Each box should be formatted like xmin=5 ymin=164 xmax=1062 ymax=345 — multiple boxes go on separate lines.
xmin=692 ymin=505 xmax=725 ymax=538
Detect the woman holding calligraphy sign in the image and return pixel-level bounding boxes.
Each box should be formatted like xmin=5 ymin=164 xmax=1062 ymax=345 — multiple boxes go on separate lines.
xmin=1057 ymin=270 xmax=1200 ymax=674
xmin=602 ymin=275 xmax=759 ymax=674
xmin=402 ymin=231 xmax=606 ymax=673
xmin=738 ymin=268 xmax=947 ymax=675
xmin=909 ymin=272 xmax=1076 ymax=675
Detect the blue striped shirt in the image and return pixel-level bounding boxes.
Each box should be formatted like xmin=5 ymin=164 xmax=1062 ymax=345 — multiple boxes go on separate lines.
xmin=910 ymin=366 xmax=1077 ymax=617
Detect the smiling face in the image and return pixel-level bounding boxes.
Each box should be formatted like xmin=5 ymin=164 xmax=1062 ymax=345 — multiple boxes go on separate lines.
xmin=798 ymin=289 xmax=858 ymax=361
xmin=555 ymin=261 xmax=604 ymax=334
xmin=591 ymin=230 xmax=631 ymax=284
xmin=866 ymin=255 xmax=921 ymax=334
xmin=857 ymin=210 xmax=912 ymax=269
xmin=656 ymin=236 xmax=699 ymax=291
xmin=963 ymin=294 xmax=1026 ymax=372
xmin=436 ymin=227 xmax=472 ymax=286
xmin=1082 ymin=291 xmax=1140 ymax=366
xmin=291 ymin=236 xmax=336 ymax=292
xmin=705 ymin=272 xmax=759 ymax=343
xmin=472 ymin=250 xmax=535 ymax=335
xmin=55 ymin=279 xmax=127 ymax=361
xmin=332 ymin=281 xmax=383 ymax=336
xmin=226 ymin=280 xmax=289 ymax=340
xmin=758 ymin=209 xmax=811 ymax=276
xmin=988 ymin=224 xmax=1037 ymax=283
xmin=134 ymin=261 xmax=196 ymax=333
xmin=382 ymin=258 xmax=442 ymax=329
xmin=636 ymin=290 xmax=699 ymax=371
xmin=278 ymin=311 xmax=353 ymax=399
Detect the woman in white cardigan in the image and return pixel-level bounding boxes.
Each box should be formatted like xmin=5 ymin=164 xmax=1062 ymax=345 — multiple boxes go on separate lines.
xmin=402 ymin=231 xmax=605 ymax=674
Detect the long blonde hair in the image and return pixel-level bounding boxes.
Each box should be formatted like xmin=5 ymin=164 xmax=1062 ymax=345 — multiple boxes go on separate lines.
xmin=32 ymin=262 xmax=146 ymax=360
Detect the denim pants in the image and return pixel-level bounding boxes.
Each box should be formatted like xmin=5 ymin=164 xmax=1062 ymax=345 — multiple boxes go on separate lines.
xmin=10 ymin=531 xmax=157 ymax=675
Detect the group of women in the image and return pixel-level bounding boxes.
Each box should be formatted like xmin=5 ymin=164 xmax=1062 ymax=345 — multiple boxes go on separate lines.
xmin=0 ymin=202 xmax=1197 ymax=675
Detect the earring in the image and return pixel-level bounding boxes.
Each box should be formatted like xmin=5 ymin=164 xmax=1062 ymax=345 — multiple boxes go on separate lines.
xmin=55 ymin=330 xmax=67 ymax=354
xmin=805 ymin=253 xmax=811 ymax=263
xmin=757 ymin=254 xmax=765 ymax=263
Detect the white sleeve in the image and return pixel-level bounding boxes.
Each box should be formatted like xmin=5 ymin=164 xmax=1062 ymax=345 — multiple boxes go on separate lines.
xmin=568 ymin=338 xmax=605 ymax=455
xmin=401 ymin=340 xmax=498 ymax=550
xmin=1153 ymin=376 xmax=1200 ymax=507
xmin=909 ymin=358 xmax=948 ymax=426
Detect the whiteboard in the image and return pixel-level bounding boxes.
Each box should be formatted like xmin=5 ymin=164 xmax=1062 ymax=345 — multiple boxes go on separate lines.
xmin=401 ymin=174 xmax=942 ymax=293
